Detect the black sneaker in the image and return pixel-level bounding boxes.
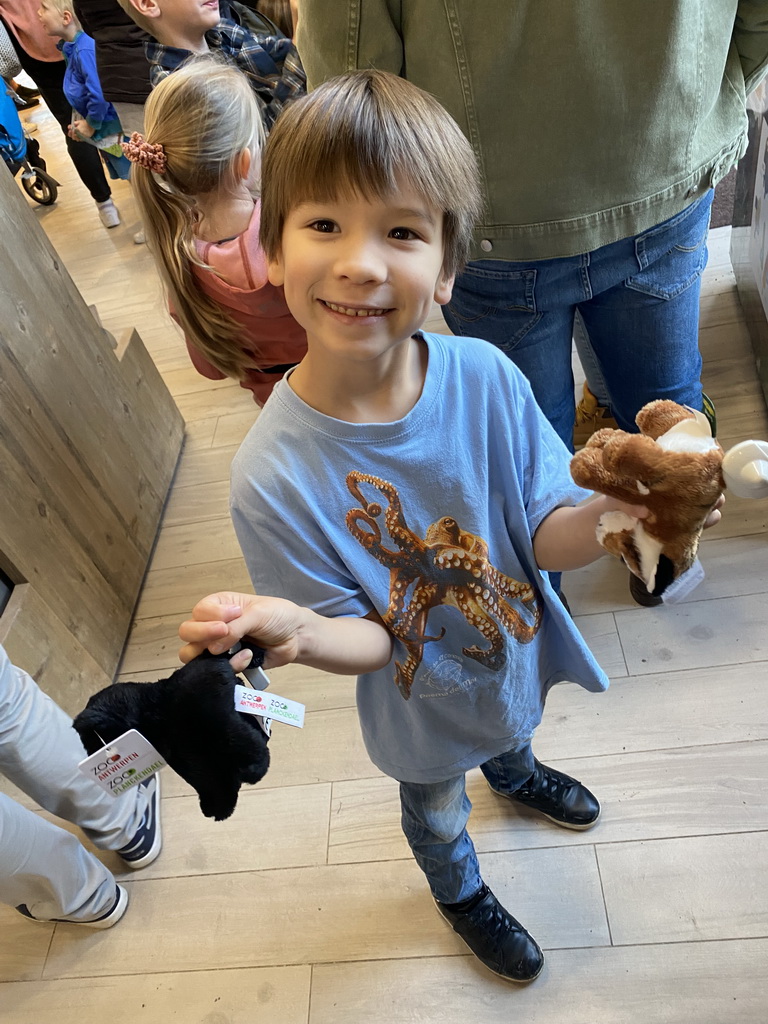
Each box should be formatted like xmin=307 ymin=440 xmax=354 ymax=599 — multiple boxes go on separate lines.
xmin=17 ymin=884 xmax=128 ymax=929
xmin=116 ymin=774 xmax=162 ymax=869
xmin=490 ymin=758 xmax=601 ymax=830
xmin=436 ymin=884 xmax=544 ymax=983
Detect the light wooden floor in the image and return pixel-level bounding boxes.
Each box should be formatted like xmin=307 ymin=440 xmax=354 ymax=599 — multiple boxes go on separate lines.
xmin=2 ymin=103 xmax=768 ymax=1023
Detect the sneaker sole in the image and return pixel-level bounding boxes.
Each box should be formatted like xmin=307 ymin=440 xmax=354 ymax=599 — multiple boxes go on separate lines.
xmin=487 ymin=780 xmax=601 ymax=831
xmin=84 ymin=884 xmax=129 ymax=928
xmin=120 ymin=773 xmax=163 ymax=870
xmin=20 ymin=884 xmax=129 ymax=929
xmin=434 ymin=901 xmax=544 ymax=983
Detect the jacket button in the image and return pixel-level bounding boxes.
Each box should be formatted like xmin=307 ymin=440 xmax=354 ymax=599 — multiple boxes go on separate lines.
xmin=480 ymin=239 xmax=493 ymax=252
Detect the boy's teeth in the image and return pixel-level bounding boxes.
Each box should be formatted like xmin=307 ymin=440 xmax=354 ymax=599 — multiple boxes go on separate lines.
xmin=326 ymin=302 xmax=387 ymax=316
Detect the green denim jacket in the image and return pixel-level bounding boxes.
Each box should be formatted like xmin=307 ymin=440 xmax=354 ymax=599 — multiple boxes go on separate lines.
xmin=296 ymin=0 xmax=768 ymax=261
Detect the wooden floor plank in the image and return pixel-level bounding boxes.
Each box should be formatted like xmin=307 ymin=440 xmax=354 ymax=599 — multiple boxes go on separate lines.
xmin=599 ymin=831 xmax=768 ymax=945
xmin=615 ymin=593 xmax=768 ymax=675
xmin=307 ymin=939 xmax=768 ymax=1024
xmin=2 ymin=965 xmax=311 ymax=1024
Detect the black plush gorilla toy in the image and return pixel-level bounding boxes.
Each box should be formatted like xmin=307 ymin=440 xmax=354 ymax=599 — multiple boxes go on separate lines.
xmin=73 ymin=645 xmax=270 ymax=821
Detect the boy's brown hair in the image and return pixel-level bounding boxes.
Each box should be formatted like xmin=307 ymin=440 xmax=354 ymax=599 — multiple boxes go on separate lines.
xmin=260 ymin=69 xmax=484 ymax=278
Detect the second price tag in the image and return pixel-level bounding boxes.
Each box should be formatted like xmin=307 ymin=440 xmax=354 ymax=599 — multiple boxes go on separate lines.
xmin=234 ymin=685 xmax=305 ymax=728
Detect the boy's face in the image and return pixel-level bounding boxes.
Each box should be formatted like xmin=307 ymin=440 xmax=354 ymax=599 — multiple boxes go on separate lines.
xmin=268 ymin=186 xmax=454 ymax=366
xmin=37 ymin=1 xmax=68 ymax=37
xmin=129 ymin=0 xmax=221 ymax=45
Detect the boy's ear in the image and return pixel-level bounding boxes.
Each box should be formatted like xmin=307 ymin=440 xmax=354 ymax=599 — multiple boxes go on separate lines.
xmin=130 ymin=0 xmax=162 ymax=21
xmin=267 ymin=252 xmax=285 ymax=288
xmin=434 ymin=272 xmax=455 ymax=307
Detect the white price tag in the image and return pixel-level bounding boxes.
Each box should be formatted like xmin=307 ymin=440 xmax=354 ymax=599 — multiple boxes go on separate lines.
xmin=234 ymin=684 xmax=305 ymax=728
xmin=78 ymin=729 xmax=166 ymax=797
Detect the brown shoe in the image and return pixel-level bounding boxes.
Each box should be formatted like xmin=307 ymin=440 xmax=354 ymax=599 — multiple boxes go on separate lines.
xmin=573 ymin=382 xmax=619 ymax=448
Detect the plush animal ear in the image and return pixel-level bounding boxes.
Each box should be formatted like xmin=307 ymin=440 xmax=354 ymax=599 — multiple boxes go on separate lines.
xmin=635 ymin=400 xmax=695 ymax=439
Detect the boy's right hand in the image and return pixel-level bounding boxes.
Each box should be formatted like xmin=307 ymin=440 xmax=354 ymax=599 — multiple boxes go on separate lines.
xmin=178 ymin=592 xmax=303 ymax=670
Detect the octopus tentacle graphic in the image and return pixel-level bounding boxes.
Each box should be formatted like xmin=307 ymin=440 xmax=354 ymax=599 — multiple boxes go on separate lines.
xmin=345 ymin=472 xmax=542 ymax=699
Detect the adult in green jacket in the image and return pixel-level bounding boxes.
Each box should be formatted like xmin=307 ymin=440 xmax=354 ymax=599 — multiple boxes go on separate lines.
xmin=296 ymin=0 xmax=768 ymax=448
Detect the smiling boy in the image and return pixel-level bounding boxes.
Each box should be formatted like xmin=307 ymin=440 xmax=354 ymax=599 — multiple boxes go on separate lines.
xmin=179 ymin=70 xmax=648 ymax=983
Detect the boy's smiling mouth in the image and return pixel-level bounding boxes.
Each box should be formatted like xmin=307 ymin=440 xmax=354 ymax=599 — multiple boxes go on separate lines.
xmin=320 ymin=300 xmax=393 ymax=317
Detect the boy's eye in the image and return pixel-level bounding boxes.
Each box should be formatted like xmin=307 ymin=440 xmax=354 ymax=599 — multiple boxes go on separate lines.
xmin=310 ymin=220 xmax=338 ymax=233
xmin=389 ymin=227 xmax=419 ymax=241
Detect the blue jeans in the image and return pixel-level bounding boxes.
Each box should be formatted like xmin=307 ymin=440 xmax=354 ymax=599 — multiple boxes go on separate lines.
xmin=399 ymin=741 xmax=535 ymax=904
xmin=443 ymin=192 xmax=713 ymax=449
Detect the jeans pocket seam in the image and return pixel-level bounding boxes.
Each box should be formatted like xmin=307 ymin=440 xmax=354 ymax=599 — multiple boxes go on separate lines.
xmin=497 ymin=311 xmax=545 ymax=352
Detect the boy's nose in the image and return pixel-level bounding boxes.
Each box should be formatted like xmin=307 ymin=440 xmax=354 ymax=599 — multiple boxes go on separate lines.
xmin=334 ymin=241 xmax=387 ymax=284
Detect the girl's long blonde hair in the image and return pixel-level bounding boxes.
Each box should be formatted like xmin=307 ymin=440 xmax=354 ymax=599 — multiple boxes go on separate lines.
xmin=132 ymin=57 xmax=265 ymax=380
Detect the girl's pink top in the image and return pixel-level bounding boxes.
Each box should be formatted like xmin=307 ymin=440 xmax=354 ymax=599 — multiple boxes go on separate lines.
xmin=0 ymin=0 xmax=62 ymax=61
xmin=185 ymin=201 xmax=307 ymax=406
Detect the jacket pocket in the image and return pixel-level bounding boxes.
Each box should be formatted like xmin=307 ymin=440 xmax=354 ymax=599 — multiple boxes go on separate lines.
xmin=448 ymin=266 xmax=542 ymax=352
xmin=627 ymin=194 xmax=712 ymax=300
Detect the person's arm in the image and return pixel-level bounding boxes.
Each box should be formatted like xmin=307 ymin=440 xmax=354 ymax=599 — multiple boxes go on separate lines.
xmin=534 ymin=493 xmax=725 ymax=572
xmin=734 ymin=1 xmax=768 ymax=94
xmin=178 ymin=591 xmax=393 ymax=674
xmin=75 ymin=42 xmax=112 ymax=129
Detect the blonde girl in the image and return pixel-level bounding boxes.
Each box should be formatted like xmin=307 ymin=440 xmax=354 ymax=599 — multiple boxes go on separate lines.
xmin=125 ymin=56 xmax=306 ymax=404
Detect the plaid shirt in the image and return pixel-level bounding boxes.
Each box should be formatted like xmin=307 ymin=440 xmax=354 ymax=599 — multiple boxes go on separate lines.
xmin=145 ymin=18 xmax=305 ymax=130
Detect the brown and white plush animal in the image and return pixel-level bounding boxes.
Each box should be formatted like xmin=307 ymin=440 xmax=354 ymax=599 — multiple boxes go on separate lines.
xmin=570 ymin=400 xmax=724 ymax=596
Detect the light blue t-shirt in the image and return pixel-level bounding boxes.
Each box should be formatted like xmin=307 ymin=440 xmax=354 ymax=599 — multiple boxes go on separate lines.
xmin=230 ymin=333 xmax=608 ymax=783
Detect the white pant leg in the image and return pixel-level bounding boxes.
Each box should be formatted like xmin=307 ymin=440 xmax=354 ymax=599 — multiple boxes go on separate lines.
xmin=0 ymin=792 xmax=117 ymax=920
xmin=0 ymin=644 xmax=146 ymax=850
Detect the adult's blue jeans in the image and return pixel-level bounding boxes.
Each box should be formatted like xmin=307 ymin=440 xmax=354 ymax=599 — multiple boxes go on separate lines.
xmin=399 ymin=741 xmax=535 ymax=904
xmin=443 ymin=192 xmax=713 ymax=450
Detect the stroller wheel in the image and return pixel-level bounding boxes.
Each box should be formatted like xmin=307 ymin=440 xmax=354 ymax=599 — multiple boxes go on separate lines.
xmin=22 ymin=167 xmax=58 ymax=205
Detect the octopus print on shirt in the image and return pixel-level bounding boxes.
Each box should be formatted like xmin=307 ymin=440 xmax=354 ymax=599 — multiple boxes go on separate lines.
xmin=345 ymin=471 xmax=542 ymax=699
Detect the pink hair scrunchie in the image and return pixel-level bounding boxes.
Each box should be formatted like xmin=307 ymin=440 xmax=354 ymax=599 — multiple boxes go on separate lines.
xmin=122 ymin=132 xmax=168 ymax=174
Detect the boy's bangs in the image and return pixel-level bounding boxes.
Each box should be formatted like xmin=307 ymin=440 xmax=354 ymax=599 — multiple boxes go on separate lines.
xmin=279 ymin=80 xmax=456 ymax=212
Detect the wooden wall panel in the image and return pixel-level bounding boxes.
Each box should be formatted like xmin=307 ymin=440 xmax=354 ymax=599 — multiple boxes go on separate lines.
xmin=0 ymin=169 xmax=184 ymax=688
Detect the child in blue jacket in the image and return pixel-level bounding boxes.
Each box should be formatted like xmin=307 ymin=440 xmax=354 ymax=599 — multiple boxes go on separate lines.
xmin=38 ymin=0 xmax=131 ymax=226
